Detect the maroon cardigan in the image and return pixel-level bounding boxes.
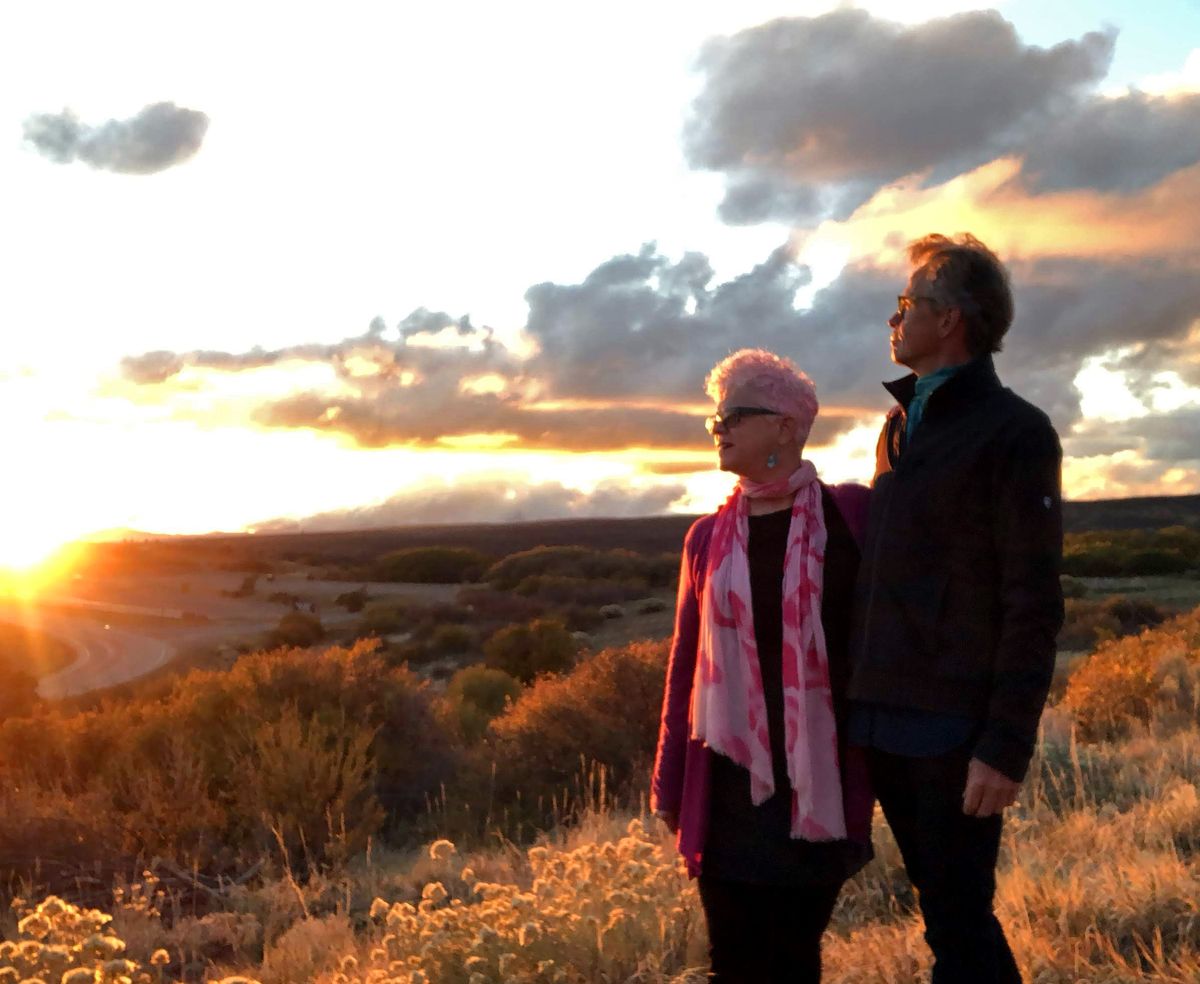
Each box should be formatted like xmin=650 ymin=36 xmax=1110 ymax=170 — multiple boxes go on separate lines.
xmin=650 ymin=482 xmax=874 ymax=878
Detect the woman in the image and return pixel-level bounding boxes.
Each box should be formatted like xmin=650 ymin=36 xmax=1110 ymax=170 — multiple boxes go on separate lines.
xmin=650 ymin=349 xmax=873 ymax=983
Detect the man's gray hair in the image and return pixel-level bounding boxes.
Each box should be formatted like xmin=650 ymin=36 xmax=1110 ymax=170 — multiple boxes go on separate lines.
xmin=908 ymin=233 xmax=1013 ymax=356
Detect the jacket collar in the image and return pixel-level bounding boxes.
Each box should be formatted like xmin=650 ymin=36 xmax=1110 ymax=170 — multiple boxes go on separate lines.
xmin=882 ymin=354 xmax=1001 ymax=411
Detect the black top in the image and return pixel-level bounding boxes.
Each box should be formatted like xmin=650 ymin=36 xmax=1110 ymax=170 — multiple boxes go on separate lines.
xmin=847 ymin=355 xmax=1064 ymax=781
xmin=703 ymin=484 xmax=865 ymax=886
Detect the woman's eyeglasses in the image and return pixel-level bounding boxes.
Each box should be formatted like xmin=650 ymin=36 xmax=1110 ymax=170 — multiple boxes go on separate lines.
xmin=704 ymin=406 xmax=780 ymax=434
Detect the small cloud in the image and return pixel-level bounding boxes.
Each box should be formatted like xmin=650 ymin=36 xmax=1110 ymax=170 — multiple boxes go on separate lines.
xmin=250 ymin=477 xmax=688 ymax=531
xmin=23 ymin=101 xmax=209 ymax=175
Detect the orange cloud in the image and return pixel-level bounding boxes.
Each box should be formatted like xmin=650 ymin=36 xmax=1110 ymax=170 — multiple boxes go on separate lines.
xmin=802 ymin=158 xmax=1200 ymax=268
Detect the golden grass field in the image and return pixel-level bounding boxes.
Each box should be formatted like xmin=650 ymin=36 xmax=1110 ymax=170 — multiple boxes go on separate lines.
xmin=2 ymin=604 xmax=1199 ymax=984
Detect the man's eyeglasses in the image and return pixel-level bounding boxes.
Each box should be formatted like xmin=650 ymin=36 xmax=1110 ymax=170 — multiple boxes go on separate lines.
xmin=896 ymin=294 xmax=941 ymax=316
xmin=704 ymin=406 xmax=780 ymax=434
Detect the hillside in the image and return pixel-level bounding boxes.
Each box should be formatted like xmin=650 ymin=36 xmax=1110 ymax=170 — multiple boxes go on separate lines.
xmin=79 ymin=492 xmax=1200 ymax=574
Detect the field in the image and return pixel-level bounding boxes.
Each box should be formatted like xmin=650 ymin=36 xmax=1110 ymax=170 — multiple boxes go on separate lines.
xmin=1 ymin=499 xmax=1198 ymax=982
xmin=2 ymin=608 xmax=1199 ymax=983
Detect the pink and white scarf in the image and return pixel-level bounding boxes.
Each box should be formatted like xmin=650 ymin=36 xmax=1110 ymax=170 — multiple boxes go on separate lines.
xmin=690 ymin=461 xmax=846 ymax=841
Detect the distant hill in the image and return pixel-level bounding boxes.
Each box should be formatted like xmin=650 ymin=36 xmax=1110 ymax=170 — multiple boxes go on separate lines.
xmin=84 ymin=493 xmax=1200 ymax=572
xmin=1061 ymin=493 xmax=1200 ymax=533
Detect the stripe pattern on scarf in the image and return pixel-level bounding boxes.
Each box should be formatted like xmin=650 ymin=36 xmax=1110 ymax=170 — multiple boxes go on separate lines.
xmin=689 ymin=461 xmax=847 ymax=841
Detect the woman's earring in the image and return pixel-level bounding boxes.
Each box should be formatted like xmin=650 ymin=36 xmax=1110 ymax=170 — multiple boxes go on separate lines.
xmin=766 ymin=452 xmax=778 ymax=469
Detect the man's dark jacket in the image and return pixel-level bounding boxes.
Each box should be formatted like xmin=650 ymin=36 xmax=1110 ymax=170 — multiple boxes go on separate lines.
xmin=848 ymin=355 xmax=1064 ymax=781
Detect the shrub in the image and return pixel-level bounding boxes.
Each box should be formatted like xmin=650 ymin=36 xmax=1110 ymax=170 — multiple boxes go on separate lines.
xmin=456 ymin=586 xmax=547 ymax=624
xmin=486 ymin=545 xmax=666 ymax=591
xmin=0 ymin=640 xmax=459 ymax=874
xmin=358 ymin=599 xmax=423 ymax=635
xmin=427 ymin=623 xmax=475 ymax=655
xmin=224 ymin=574 xmax=259 ymax=598
xmin=0 ymin=659 xmax=39 ymax=721
xmin=513 ymin=574 xmax=645 ymax=605
xmin=371 ymin=547 xmax=492 ymax=584
xmin=1060 ymin=575 xmax=1088 ymax=599
xmin=1064 ymin=608 xmax=1200 ymax=741
xmin=445 ymin=665 xmax=522 ymax=742
xmin=1058 ymin=596 xmax=1170 ymax=652
xmin=1062 ymin=528 xmax=1200 ymax=577
xmin=265 ymin=611 xmax=324 ymax=649
xmin=486 ymin=638 xmax=669 ymax=817
xmin=334 ymin=588 xmax=369 ymax=613
xmin=555 ymin=604 xmax=605 ymax=632
xmin=350 ymin=819 xmax=703 ymax=984
xmin=483 ymin=618 xmax=577 ymax=683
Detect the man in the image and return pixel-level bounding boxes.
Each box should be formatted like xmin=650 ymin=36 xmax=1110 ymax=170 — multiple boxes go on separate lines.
xmin=848 ymin=233 xmax=1064 ymax=983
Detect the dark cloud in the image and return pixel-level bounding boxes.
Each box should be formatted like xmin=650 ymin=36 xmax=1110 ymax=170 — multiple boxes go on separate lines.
xmin=249 ymin=477 xmax=687 ymax=532
xmin=1017 ymin=92 xmax=1200 ymax=194
xmin=997 ymin=257 xmax=1200 ymax=431
xmin=253 ymin=392 xmax=709 ymax=452
xmin=118 ymin=243 xmax=1200 ymax=462
xmin=523 ymin=243 xmax=898 ymax=408
xmin=121 ymin=248 xmax=892 ymax=452
xmin=1063 ymin=409 xmax=1200 ymax=468
xmin=642 ymin=460 xmax=714 ymax=476
xmin=685 ymin=9 xmax=1114 ymax=224
xmin=23 ymin=102 xmax=208 ymax=175
xmin=685 ymin=9 xmax=1200 ymax=224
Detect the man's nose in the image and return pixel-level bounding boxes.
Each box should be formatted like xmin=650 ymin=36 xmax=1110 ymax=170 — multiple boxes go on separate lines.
xmin=888 ymin=311 xmax=902 ymax=329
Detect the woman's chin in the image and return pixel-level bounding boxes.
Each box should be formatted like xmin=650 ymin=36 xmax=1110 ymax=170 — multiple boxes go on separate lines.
xmin=717 ymin=454 xmax=744 ymax=475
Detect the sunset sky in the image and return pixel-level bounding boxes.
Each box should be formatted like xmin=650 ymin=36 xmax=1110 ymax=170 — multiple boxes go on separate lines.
xmin=3 ymin=0 xmax=1200 ymax=564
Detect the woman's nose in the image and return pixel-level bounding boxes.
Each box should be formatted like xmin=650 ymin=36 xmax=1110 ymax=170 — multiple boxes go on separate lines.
xmin=888 ymin=310 xmax=902 ymax=329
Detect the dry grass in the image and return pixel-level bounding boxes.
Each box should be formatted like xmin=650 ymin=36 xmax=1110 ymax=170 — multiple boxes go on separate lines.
xmin=5 ymin=609 xmax=1200 ymax=982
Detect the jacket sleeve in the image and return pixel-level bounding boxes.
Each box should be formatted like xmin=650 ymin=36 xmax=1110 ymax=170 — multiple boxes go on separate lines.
xmin=973 ymin=416 xmax=1065 ymax=781
xmin=828 ymin=482 xmax=871 ymax=550
xmin=650 ymin=519 xmax=705 ymax=814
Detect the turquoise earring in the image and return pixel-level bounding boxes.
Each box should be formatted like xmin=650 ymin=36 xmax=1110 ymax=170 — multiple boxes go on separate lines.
xmin=767 ymin=452 xmax=778 ymax=469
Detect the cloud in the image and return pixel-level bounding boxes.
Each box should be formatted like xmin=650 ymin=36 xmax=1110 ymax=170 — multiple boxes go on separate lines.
xmin=997 ymin=256 xmax=1200 ymax=430
xmin=120 ymin=247 xmax=891 ymax=452
xmin=23 ymin=102 xmax=209 ymax=174
xmin=1018 ymin=92 xmax=1200 ymax=195
xmin=249 ymin=477 xmax=687 ymax=531
xmin=116 ymin=235 xmax=1200 ymax=469
xmin=684 ymin=9 xmax=1200 ymax=225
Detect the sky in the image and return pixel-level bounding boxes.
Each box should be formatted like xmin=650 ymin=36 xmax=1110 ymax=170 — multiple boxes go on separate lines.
xmin=3 ymin=0 xmax=1200 ymax=564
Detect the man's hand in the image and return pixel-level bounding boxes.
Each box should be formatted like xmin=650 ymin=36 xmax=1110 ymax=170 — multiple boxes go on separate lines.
xmin=962 ymin=757 xmax=1020 ymax=817
xmin=654 ymin=809 xmax=679 ymax=834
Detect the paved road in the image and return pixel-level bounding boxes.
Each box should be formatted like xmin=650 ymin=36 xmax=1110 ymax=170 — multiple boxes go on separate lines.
xmin=34 ymin=618 xmax=173 ymax=698
xmin=8 ymin=575 xmax=461 ymax=698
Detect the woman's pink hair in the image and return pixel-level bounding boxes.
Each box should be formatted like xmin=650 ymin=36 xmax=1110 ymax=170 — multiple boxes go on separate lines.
xmin=704 ymin=348 xmax=819 ymax=448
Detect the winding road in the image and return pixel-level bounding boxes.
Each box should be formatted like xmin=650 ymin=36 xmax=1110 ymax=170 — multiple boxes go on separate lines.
xmin=8 ymin=572 xmax=460 ymax=699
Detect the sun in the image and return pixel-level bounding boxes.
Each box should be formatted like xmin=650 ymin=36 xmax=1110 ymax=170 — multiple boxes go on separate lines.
xmin=0 ymin=526 xmax=78 ymax=587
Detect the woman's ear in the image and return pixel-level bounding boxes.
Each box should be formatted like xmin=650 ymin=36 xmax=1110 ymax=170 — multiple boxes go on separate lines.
xmin=777 ymin=415 xmax=799 ymax=447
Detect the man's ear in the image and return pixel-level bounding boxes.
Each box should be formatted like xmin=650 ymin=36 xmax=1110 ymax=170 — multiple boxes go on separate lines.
xmin=939 ymin=305 xmax=965 ymax=341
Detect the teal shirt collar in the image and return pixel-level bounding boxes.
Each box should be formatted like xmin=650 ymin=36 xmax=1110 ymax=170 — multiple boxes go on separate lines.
xmin=906 ymin=361 xmax=967 ymax=439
